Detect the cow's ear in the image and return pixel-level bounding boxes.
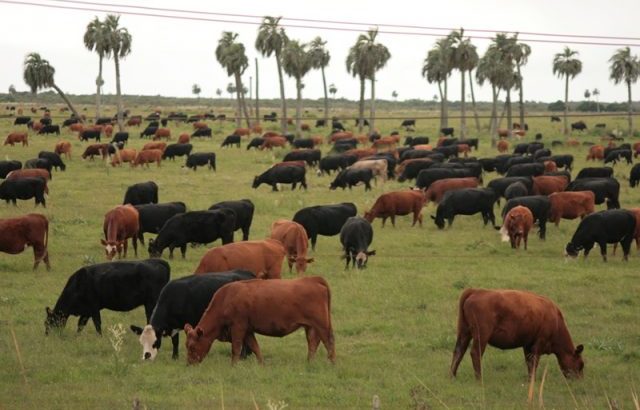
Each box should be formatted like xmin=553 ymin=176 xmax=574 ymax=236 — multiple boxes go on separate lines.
xmin=430 ymin=215 xmax=436 ymax=220
xmin=130 ymin=325 xmax=143 ymax=335
xmin=196 ymin=327 xmax=204 ymax=338
xmin=306 ymin=258 xmax=315 ymax=263
xmin=184 ymin=324 xmax=193 ymax=334
xmin=100 ymin=239 xmax=107 ymax=246
xmin=367 ymin=250 xmax=376 ymax=256
xmin=575 ymin=344 xmax=584 ymax=355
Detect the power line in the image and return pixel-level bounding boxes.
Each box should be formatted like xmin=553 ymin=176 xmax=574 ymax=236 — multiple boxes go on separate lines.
xmin=2 ymin=0 xmax=640 ymax=47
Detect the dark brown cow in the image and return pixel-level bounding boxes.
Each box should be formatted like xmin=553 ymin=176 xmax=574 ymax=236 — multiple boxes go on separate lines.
xmin=178 ymin=133 xmax=190 ymax=144
xmin=457 ymin=143 xmax=470 ymax=157
xmin=54 ymin=140 xmax=72 ymax=159
xmin=300 ymin=123 xmax=310 ymax=131
xmin=4 ymin=132 xmax=28 ymax=146
xmin=500 ymin=205 xmax=534 ymax=249
xmin=262 ymin=131 xmax=281 ymax=139
xmin=424 ymin=177 xmax=479 ymax=204
xmin=132 ymin=149 xmax=163 ymax=167
xmin=101 ymin=204 xmax=139 ymax=260
xmin=272 ymin=160 xmax=306 ymax=169
xmin=234 ymin=127 xmax=250 ymax=137
xmin=364 ymin=190 xmax=426 ymax=227
xmin=127 ymin=117 xmax=141 ymax=127
xmin=142 ymin=142 xmax=167 ymax=152
xmin=0 ymin=213 xmax=50 ymax=270
xmin=532 ymin=175 xmax=569 ymax=195
xmin=153 ymin=128 xmax=171 ymax=141
xmin=184 ymin=276 xmax=335 ymax=365
xmin=270 ymin=219 xmax=314 ymax=275
xmin=450 ymin=288 xmax=584 ymax=380
xmin=194 ymin=239 xmax=286 ymax=279
xmin=82 ymin=143 xmax=110 ymax=160
xmin=548 ymin=191 xmax=595 ymax=226
xmin=260 ymin=136 xmax=287 ymax=150
xmin=31 ymin=122 xmax=43 ymax=132
xmin=586 ymin=145 xmax=604 ymax=161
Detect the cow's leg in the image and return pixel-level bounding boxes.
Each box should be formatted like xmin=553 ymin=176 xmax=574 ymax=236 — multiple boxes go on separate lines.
xmin=523 ymin=347 xmax=539 ymax=379
xmin=301 ymin=178 xmax=307 ymax=190
xmin=470 ymin=337 xmax=488 ymax=380
xmin=92 ymin=312 xmax=102 ymax=335
xmin=230 ymin=326 xmax=247 ymax=365
xmin=310 ymin=235 xmax=317 ymax=251
xmin=271 ymin=184 xmax=278 ymax=192
xmin=539 ymin=218 xmax=547 ymax=240
xmin=77 ymin=316 xmax=90 ymax=333
xmin=168 ymin=246 xmax=174 ymax=259
xmin=132 ymin=236 xmax=138 ymax=257
xmin=122 ymin=239 xmax=128 ymax=259
xmin=598 ymin=241 xmax=608 ymax=262
xmin=621 ymin=236 xmax=632 ymax=261
xmin=313 ymin=323 xmax=336 ymax=363
xmin=171 ymin=333 xmax=179 ymax=359
xmin=344 ymin=253 xmax=350 ymax=269
xmin=43 ymin=248 xmax=51 ymax=271
xmin=450 ymin=332 xmax=472 ymax=377
xmin=292 ymin=182 xmax=297 ymax=190
xmin=391 ymin=215 xmax=396 ymax=227
xmin=180 ymin=245 xmax=187 ymax=259
xmin=305 ymin=326 xmax=321 ymax=361
xmin=244 ymin=332 xmax=263 ymax=364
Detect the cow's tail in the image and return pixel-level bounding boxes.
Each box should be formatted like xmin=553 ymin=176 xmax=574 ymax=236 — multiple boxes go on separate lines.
xmin=43 ymin=216 xmax=49 ymax=250
xmin=456 ymin=288 xmax=474 ymax=338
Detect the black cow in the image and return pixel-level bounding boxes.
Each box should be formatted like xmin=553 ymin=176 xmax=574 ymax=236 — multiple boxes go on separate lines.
xmin=247 ymin=137 xmax=265 ymax=150
xmin=293 ymin=202 xmax=357 ymax=250
xmin=162 ymin=143 xmax=193 ymax=160
xmin=433 ymin=145 xmax=459 ymax=159
xmin=332 ymin=121 xmax=346 ymax=131
xmin=565 ymin=210 xmax=636 ymax=261
xmin=571 ymin=121 xmax=587 ymax=131
xmin=252 ymin=165 xmax=306 ymax=191
xmin=629 ymin=164 xmax=640 ymax=187
xmin=604 ymin=149 xmax=632 ymax=165
xmin=526 ymin=143 xmax=544 ymax=155
xmin=45 ymin=260 xmax=170 ymax=335
xmin=123 ymin=181 xmax=159 ymax=206
xmin=595 ymin=123 xmax=607 ymax=128
xmin=440 ymin=127 xmax=454 ymax=136
xmin=147 ymin=121 xmax=160 ymax=128
xmin=129 ymin=270 xmax=255 ymax=360
xmin=432 ymin=188 xmax=496 ymax=229
xmin=439 ymin=138 xmax=459 ymax=147
xmin=62 ymin=118 xmax=79 ymax=127
xmin=315 ymin=119 xmax=326 ymax=127
xmin=148 ymin=209 xmax=236 ymax=258
xmin=401 ymin=119 xmax=416 ymax=128
xmin=140 ymin=126 xmax=158 ymax=138
xmin=504 ymin=181 xmax=529 ymax=200
xmin=463 ymin=138 xmax=479 ymax=151
xmin=329 ymin=168 xmax=373 ymax=191
xmin=551 ymin=116 xmax=561 ymax=122
xmin=487 ymin=177 xmax=533 ymax=204
xmin=400 ymin=149 xmax=443 ymax=162
xmin=39 ymin=117 xmax=52 ymax=126
xmin=318 ymin=155 xmax=355 ymax=175
xmin=506 ymin=163 xmax=545 ymax=177
xmin=0 ymin=160 xmax=21 ymax=179
xmin=354 ymin=118 xmax=369 ymax=127
xmin=133 ymin=202 xmax=187 ymax=246
xmin=478 ymin=158 xmax=498 ymax=172
xmin=221 ymin=135 xmax=241 ymax=148
xmin=96 ymin=117 xmax=113 ymax=126
xmin=185 ymin=153 xmax=216 ymax=171
xmin=283 ymin=149 xmax=321 ymax=166
xmin=25 ymin=158 xmax=52 ymax=175
xmin=415 ymin=168 xmax=481 ymax=190
xmin=0 ymin=177 xmax=47 ymax=206
xmin=263 ymin=112 xmax=277 ymax=122
xmin=551 ymin=140 xmax=564 ymax=147
xmin=576 ymin=167 xmax=613 ymax=179
xmin=191 ymin=128 xmax=212 ymax=138
xmin=340 ymin=217 xmax=375 ymax=269
xmin=38 ymin=151 xmax=66 ymax=171
xmin=533 ymin=148 xmax=552 ymax=160
xmin=80 ymin=129 xmax=101 ymax=142
xmin=38 ymin=125 xmax=60 ymax=135
xmin=292 ymin=138 xmax=315 ymax=149
xmin=549 ymin=154 xmax=574 ymax=171
xmin=13 ymin=116 xmax=31 ymax=125
xmin=404 ymin=136 xmax=429 ymax=147
xmin=208 ymin=199 xmax=255 ymax=241
xmin=111 ymin=132 xmax=129 ymax=145
xmin=161 ymin=119 xmax=168 ymax=127
xmin=566 ymin=177 xmax=620 ymax=209
xmin=332 ymin=138 xmax=358 ymax=152
xmin=493 ymin=154 xmax=519 ymax=174
xmin=513 ymin=143 xmax=530 ymax=155
xmin=502 ymin=196 xmax=551 ymax=239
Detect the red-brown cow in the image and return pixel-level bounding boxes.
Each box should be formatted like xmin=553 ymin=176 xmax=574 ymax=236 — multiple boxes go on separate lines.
xmin=111 ymin=149 xmax=137 ymax=167
xmin=132 ymin=149 xmax=163 ymax=167
xmin=424 ymin=177 xmax=479 ymax=204
xmin=194 ymin=239 xmax=286 ymax=279
xmin=272 ymin=160 xmax=306 ymax=169
xmin=260 ymin=136 xmax=287 ymax=150
xmin=532 ymin=175 xmax=569 ymax=195
xmin=31 ymin=122 xmax=43 ymax=132
xmin=633 ymin=142 xmax=640 ymax=158
xmin=142 ymin=142 xmax=167 ymax=152
xmin=69 ymin=123 xmax=84 ymax=133
xmin=0 ymin=213 xmax=50 ymax=270
xmin=104 ymin=124 xmax=113 ymax=137
xmin=127 ymin=117 xmax=141 ymax=127
xmin=192 ymin=121 xmax=207 ymax=130
xmin=497 ymin=139 xmax=509 ymax=153
xmin=101 ymin=204 xmax=139 ymax=260
xmin=497 ymin=129 xmax=509 ymax=138
xmin=543 ymin=160 xmax=557 ymax=172
xmin=548 ymin=191 xmax=595 ymax=226
xmin=270 ymin=219 xmax=314 ymax=275
xmin=251 ymin=123 xmax=263 ymax=134
xmin=412 ymin=144 xmax=432 ymax=151
xmin=262 ymin=131 xmax=281 ymax=139
xmin=329 ymin=132 xmax=354 ymax=143
xmin=234 ymin=127 xmax=251 ymax=137
xmin=457 ymin=143 xmax=470 ymax=158
xmin=82 ymin=143 xmax=110 ymax=160
xmin=586 ymin=145 xmax=604 ymax=161
xmin=311 ymin=135 xmax=323 ymax=146
xmin=364 ymin=190 xmax=426 ymax=227
xmin=4 ymin=132 xmax=28 ymax=146
xmin=372 ymin=136 xmax=399 ymax=150
xmin=343 ymin=148 xmax=376 ymax=160
xmin=184 ymin=276 xmax=335 ymax=365
xmin=301 ymin=123 xmax=310 ymax=131
xmin=153 ymin=128 xmax=171 ymax=141
xmin=450 ymin=288 xmax=584 ymax=379
xmin=54 ymin=140 xmax=72 ymax=159
xmin=499 ymin=205 xmax=534 ymax=250
xmin=178 ymin=133 xmax=190 ymax=144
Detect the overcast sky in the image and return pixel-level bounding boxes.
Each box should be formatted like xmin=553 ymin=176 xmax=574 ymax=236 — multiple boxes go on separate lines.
xmin=1 ymin=0 xmax=639 ymax=103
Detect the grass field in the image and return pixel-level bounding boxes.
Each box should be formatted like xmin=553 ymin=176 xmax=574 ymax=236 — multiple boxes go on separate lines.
xmin=1 ymin=106 xmax=640 ymax=409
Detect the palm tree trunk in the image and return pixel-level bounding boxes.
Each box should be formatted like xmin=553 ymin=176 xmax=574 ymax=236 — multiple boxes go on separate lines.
xmin=443 ymin=78 xmax=449 ymax=128
xmin=627 ymin=80 xmax=633 ymax=136
xmin=506 ymin=88 xmax=512 ymax=137
xmin=517 ymin=63 xmax=525 ymax=129
xmin=437 ymin=81 xmax=444 ymax=130
xmin=295 ymin=78 xmax=302 ymax=137
xmin=369 ymin=75 xmax=376 ymax=133
xmin=358 ymin=76 xmax=365 ymax=134
xmin=321 ymin=66 xmax=329 ymax=127
xmin=498 ymin=99 xmax=507 ymax=129
xmin=95 ymin=55 xmax=103 ymax=122
xmin=275 ymin=51 xmax=287 ymax=134
xmin=460 ymin=69 xmax=466 ymax=139
xmin=469 ymin=70 xmax=480 ymax=133
xmin=114 ymin=54 xmax=124 ymax=132
xmin=563 ymin=75 xmax=569 ymax=135
xmin=255 ymin=58 xmax=260 ymax=124
xmin=52 ymin=84 xmax=82 ymax=121
xmin=490 ymin=85 xmax=498 ymax=146
xmin=234 ymin=73 xmax=243 ymax=128
xmin=239 ymin=76 xmax=251 ymax=128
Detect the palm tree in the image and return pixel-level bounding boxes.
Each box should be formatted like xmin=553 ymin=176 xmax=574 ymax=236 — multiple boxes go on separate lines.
xmin=392 ymin=90 xmax=398 ymax=101
xmin=609 ymin=47 xmax=640 ymax=135
xmin=282 ymin=40 xmax=313 ymax=136
xmin=476 ymin=47 xmax=510 ymax=140
xmin=255 ymin=16 xmax=289 ymax=133
xmin=511 ymin=36 xmax=531 ymax=130
xmin=488 ymin=33 xmax=519 ymax=135
xmin=584 ymin=89 xmax=591 ymax=101
xmin=216 ymin=88 xmax=222 ymax=98
xmin=346 ymin=35 xmax=368 ymax=134
xmin=103 ymin=15 xmax=132 ymax=132
xmin=553 ymin=47 xmax=582 ymax=135
xmin=216 ymin=32 xmax=251 ymax=127
xmin=84 ymin=17 xmax=109 ymax=121
xmin=422 ymin=37 xmax=454 ymax=130
xmin=363 ymin=29 xmax=391 ymax=132
xmin=227 ymin=82 xmax=236 ymax=99
xmin=309 ymin=37 xmax=331 ymax=128
xmin=192 ymin=84 xmax=201 ymax=100
xmin=23 ymin=53 xmax=82 ymax=119
xmin=449 ymin=29 xmax=478 ymax=138
xmin=592 ymin=88 xmax=600 ymax=112
xmin=329 ymin=83 xmax=337 ymax=98
xmin=8 ymin=84 xmax=16 ymax=96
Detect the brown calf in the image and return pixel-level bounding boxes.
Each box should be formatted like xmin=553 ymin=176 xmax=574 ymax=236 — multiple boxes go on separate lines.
xmin=586 ymin=145 xmax=604 ymax=161
xmin=499 ymin=205 xmax=534 ymax=250
xmin=532 ymin=175 xmax=568 ymax=195
xmin=178 ymin=133 xmax=190 ymax=144
xmin=270 ymin=220 xmax=314 ymax=275
xmin=364 ymin=190 xmax=426 ymax=227
xmin=111 ymin=149 xmax=137 ymax=167
xmin=101 ymin=204 xmax=139 ymax=260
xmin=497 ymin=139 xmax=509 ymax=153
xmin=153 ymin=128 xmax=171 ymax=141
xmin=54 ymin=140 xmax=72 ymax=159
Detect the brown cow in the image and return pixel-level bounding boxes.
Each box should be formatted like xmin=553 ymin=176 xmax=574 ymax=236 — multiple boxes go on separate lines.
xmin=270 ymin=220 xmax=314 ymax=275
xmin=450 ymin=288 xmax=584 ymax=380
xmin=301 ymin=123 xmax=310 ymax=131
xmin=372 ymin=136 xmax=398 ymax=150
xmin=532 ymin=175 xmax=568 ymax=195
xmin=31 ymin=122 xmax=43 ymax=132
xmin=82 ymin=143 xmax=110 ymax=160
xmin=251 ymin=123 xmax=263 ymax=134
xmin=142 ymin=142 xmax=167 ymax=152
xmin=586 ymin=145 xmax=604 ymax=161
xmin=412 ymin=144 xmax=432 ymax=151
xmin=424 ymin=177 xmax=479 ymax=204
xmin=457 ymin=143 xmax=470 ymax=158
xmin=364 ymin=190 xmax=426 ymax=227
xmin=178 ymin=133 xmax=190 ymax=144
xmin=344 ymin=148 xmax=376 ymax=160
xmin=54 ymin=140 xmax=72 ymax=159
xmin=101 ymin=205 xmax=139 ymax=260
xmin=329 ymin=131 xmax=354 ymax=143
xmin=543 ymin=160 xmax=557 ymax=172
xmin=111 ymin=149 xmax=137 ymax=167
xmin=104 ymin=124 xmax=113 ymax=137
xmin=497 ymin=139 xmax=509 ymax=153
xmin=497 ymin=129 xmax=509 ymax=138
xmin=194 ymin=239 xmax=286 ymax=279
xmin=132 ymin=149 xmax=163 ymax=167
xmin=311 ymin=135 xmax=323 ymax=146
xmin=0 ymin=213 xmax=50 ymax=270
xmin=6 ymin=169 xmax=51 ymax=194
xmin=69 ymin=123 xmax=84 ymax=133
xmin=273 ymin=160 xmax=306 ymax=169
xmin=127 ymin=117 xmax=141 ymax=127
xmin=548 ymin=191 xmax=595 ymax=226
xmin=234 ymin=127 xmax=250 ymax=137
xmin=260 ymin=136 xmax=287 ymax=150
xmin=262 ymin=131 xmax=281 ymax=139
xmin=633 ymin=142 xmax=640 ymax=158
xmin=192 ymin=121 xmax=207 ymax=130
xmin=153 ymin=128 xmax=171 ymax=141
xmin=499 ymin=205 xmax=534 ymax=249
xmin=4 ymin=132 xmax=28 ymax=146
xmin=184 ymin=276 xmax=335 ymax=365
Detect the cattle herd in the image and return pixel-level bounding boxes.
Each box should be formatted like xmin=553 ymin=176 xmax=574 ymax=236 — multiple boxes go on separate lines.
xmin=3 ymin=108 xmax=640 ymax=386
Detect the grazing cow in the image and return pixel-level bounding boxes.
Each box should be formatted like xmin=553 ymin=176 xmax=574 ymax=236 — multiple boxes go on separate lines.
xmin=499 ymin=206 xmax=534 ymax=249
xmin=0 ymin=160 xmax=22 ymax=179
xmin=565 ymin=209 xmax=636 ymax=261
xmin=433 ymin=145 xmax=459 ymax=159
xmin=396 ymin=158 xmax=435 ymax=182
xmin=502 ymin=196 xmax=551 ymax=239
xmin=63 ymin=118 xmax=80 ymax=128
xmin=532 ymin=175 xmax=569 ymax=195
xmin=630 ymin=164 xmax=640 ymax=187
xmin=246 ymin=137 xmax=264 ymax=150
xmin=134 ymin=202 xmax=186 ymax=247
xmin=252 ymin=165 xmax=306 ymax=191
xmin=162 ymin=143 xmax=193 ymax=160
xmin=25 ymin=158 xmax=52 ymax=175
xmin=191 ymin=128 xmax=212 ymax=138
xmin=0 ymin=213 xmax=50 ymax=270
xmin=13 ymin=116 xmax=31 ymax=125
xmin=441 ymin=127 xmax=454 ymax=136
xmin=111 ymin=132 xmax=129 ymax=146
xmin=318 ymin=155 xmax=355 ymax=175
xmin=329 ymin=168 xmax=374 ymax=191
xmin=233 ymin=127 xmax=250 ymax=137
xmin=270 ymin=220 xmax=313 ymax=274
xmin=260 ymin=136 xmax=287 ymax=150
xmin=571 ymin=121 xmax=587 ymax=131
xmin=586 ymin=145 xmax=605 ymax=161
xmin=604 ymin=149 xmax=632 ymax=165
xmin=95 ymin=117 xmax=112 ymax=126
xmin=504 ymin=181 xmax=529 ymax=200
xmin=332 ymin=120 xmax=346 ymax=131
xmin=153 ymin=128 xmax=171 ymax=141
xmin=416 ymin=168 xmax=481 ymax=190
xmin=340 ymin=217 xmax=375 ymax=269
xmin=127 ymin=117 xmax=142 ymax=127
xmin=45 ymin=259 xmax=170 ymax=335
xmin=38 ymin=151 xmax=66 ymax=171
xmin=576 ymin=167 xmax=613 ymax=180
xmin=53 ymin=141 xmax=72 ymax=160
xmin=5 ymin=169 xmax=50 ymax=193
xmin=103 ymin=124 xmax=113 ymax=138
xmin=4 ymin=132 xmax=28 ymax=146
xmin=133 ymin=149 xmax=163 ymax=167
xmin=102 ymin=205 xmax=139 ymax=260
xmin=547 ymin=154 xmax=574 ymax=171
xmin=548 ymin=191 xmax=595 ymax=226
xmin=192 ymin=121 xmax=207 ymax=130
xmin=401 ymin=119 xmax=416 ymax=128
xmin=184 ymin=153 xmax=216 ymax=171
xmin=251 ymin=123 xmax=263 ymax=134
xmin=147 ymin=209 xmax=236 ymax=258
xmin=424 ymin=177 xmax=479 ymax=205
xmin=497 ymin=140 xmax=509 ymax=153
xmin=111 ymin=149 xmax=137 ymax=166
xmin=130 ymin=270 xmax=256 ymax=360
xmin=69 ymin=123 xmax=84 ymax=133
xmin=0 ymin=177 xmax=47 ymax=206
xmin=178 ymin=133 xmax=190 ymax=144
xmin=140 ymin=126 xmax=158 ymax=138
xmin=403 ymin=136 xmax=429 ymax=147
xmin=79 ymin=129 xmax=101 ymax=142
xmin=123 ymin=181 xmax=158 ymax=206
xmin=221 ymin=135 xmax=241 ymax=148
xmin=292 ymin=138 xmax=315 ymax=149
xmin=450 ymin=288 xmax=584 ymax=380
xmin=432 ymin=188 xmax=496 ymax=229
xmin=284 ymin=149 xmax=321 ymax=166
xmin=184 ymin=276 xmax=335 ymax=365
xmin=194 ymin=239 xmax=286 ymax=280
xmin=38 ymin=125 xmax=60 ymax=135
xmin=293 ymin=203 xmax=357 ymax=250
xmin=142 ymin=142 xmax=166 ymax=152
xmin=349 ymin=159 xmax=388 ymax=182
xmin=329 ymin=131 xmax=354 ymax=143
xmin=566 ymin=177 xmax=620 ymax=209
xmin=550 ymin=115 xmax=561 ymax=122
xmin=315 ymin=119 xmax=326 ymax=127
xmin=209 ymin=199 xmax=255 ymax=241
xmin=364 ymin=190 xmax=426 ymax=227
xmin=506 ymin=162 xmax=544 ymax=177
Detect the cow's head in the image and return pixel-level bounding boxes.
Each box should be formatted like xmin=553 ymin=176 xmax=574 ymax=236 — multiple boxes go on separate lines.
xmin=355 ymin=250 xmax=376 ymax=269
xmin=147 ymin=238 xmax=162 ymax=258
xmin=430 ymin=215 xmax=445 ymax=230
xmin=363 ymin=210 xmax=374 ymax=223
xmin=564 ymin=242 xmax=581 ymax=258
xmin=100 ymin=239 xmax=121 ymax=260
xmin=559 ymin=344 xmax=584 ymax=379
xmin=44 ymin=307 xmax=67 ymax=335
xmin=184 ymin=324 xmax=211 ymax=365
xmin=290 ymin=256 xmax=314 ymax=274
xmin=252 ymin=176 xmax=260 ymax=189
xmin=130 ymin=324 xmax=161 ymax=361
